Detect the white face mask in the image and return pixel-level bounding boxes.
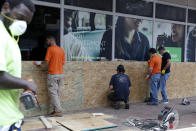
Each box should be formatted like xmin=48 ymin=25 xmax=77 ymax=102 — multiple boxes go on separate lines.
xmin=9 ymin=20 xmax=27 ymax=36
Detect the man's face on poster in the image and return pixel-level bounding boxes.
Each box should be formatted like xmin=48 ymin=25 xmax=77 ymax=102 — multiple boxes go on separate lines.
xmin=124 ymin=18 xmax=142 ymax=31
xmin=171 ymin=24 xmax=184 ymax=42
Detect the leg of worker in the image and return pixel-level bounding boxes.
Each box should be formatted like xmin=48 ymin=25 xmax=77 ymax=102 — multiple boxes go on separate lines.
xmin=108 ymin=92 xmax=120 ymax=109
xmin=149 ymin=74 xmax=161 ymax=104
xmin=124 ymin=95 xmax=130 ymax=109
xmin=47 ymin=75 xmax=56 ymax=111
xmin=57 ymin=74 xmax=64 ymax=98
xmin=57 ymin=74 xmax=64 ymax=111
xmin=160 ymin=73 xmax=170 ymax=102
xmin=47 ymin=75 xmax=62 ymax=112
xmin=108 ymin=92 xmax=119 ymax=102
xmin=124 ymin=97 xmax=129 ymax=104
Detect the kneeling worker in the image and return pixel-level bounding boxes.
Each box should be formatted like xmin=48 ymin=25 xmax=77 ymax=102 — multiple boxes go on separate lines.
xmin=108 ymin=65 xmax=131 ymax=109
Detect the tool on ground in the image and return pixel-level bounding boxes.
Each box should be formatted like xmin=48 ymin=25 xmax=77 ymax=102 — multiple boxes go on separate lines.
xmin=126 ymin=106 xmax=179 ymax=131
xmin=20 ymin=79 xmax=41 ymax=110
xmin=181 ymin=98 xmax=190 ymax=105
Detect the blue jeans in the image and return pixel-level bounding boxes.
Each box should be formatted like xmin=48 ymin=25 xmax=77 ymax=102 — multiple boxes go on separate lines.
xmin=159 ymin=73 xmax=170 ymax=101
xmin=149 ymin=73 xmax=161 ymax=104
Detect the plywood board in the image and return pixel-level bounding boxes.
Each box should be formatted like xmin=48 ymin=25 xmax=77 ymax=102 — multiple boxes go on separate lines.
xmin=21 ymin=121 xmax=45 ymax=131
xmin=56 ymin=115 xmax=118 ymax=131
xmin=40 ymin=116 xmax=52 ymax=129
xmin=22 ymin=117 xmax=59 ymax=131
xmin=55 ymin=113 xmax=91 ymax=122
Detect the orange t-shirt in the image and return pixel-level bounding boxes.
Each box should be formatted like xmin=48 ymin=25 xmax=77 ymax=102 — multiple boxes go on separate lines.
xmin=45 ymin=45 xmax=66 ymax=74
xmin=149 ymin=54 xmax=162 ymax=74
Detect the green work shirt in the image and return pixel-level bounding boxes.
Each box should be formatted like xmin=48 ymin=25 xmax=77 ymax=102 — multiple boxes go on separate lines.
xmin=0 ymin=20 xmax=24 ymax=126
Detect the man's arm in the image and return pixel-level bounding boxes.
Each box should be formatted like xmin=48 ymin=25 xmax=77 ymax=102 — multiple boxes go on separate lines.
xmin=109 ymin=76 xmax=114 ymax=90
xmin=109 ymin=85 xmax=113 ymax=90
xmin=41 ymin=60 xmax=49 ymax=65
xmin=0 ymin=71 xmax=37 ymax=93
xmin=33 ymin=60 xmax=48 ymax=67
xmin=148 ymin=67 xmax=153 ymax=75
xmin=163 ymin=59 xmax=171 ymax=70
xmin=146 ymin=67 xmax=152 ymax=80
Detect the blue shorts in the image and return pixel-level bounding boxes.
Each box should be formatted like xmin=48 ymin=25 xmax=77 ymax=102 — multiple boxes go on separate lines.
xmin=8 ymin=124 xmax=21 ymax=131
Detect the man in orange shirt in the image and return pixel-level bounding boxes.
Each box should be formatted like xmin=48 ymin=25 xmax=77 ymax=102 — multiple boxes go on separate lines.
xmin=35 ymin=36 xmax=66 ymax=117
xmin=146 ymin=48 xmax=162 ymax=105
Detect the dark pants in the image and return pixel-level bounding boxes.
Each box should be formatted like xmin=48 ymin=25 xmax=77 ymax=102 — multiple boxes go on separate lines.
xmin=108 ymin=92 xmax=129 ymax=104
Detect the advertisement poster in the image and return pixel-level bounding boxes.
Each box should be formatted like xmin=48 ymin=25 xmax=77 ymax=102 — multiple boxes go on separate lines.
xmin=154 ymin=22 xmax=185 ymax=62
xmin=185 ymin=26 xmax=196 ymax=62
xmin=63 ymin=9 xmax=112 ymax=61
xmin=100 ymin=17 xmax=152 ymax=61
xmin=165 ymin=47 xmax=181 ymax=62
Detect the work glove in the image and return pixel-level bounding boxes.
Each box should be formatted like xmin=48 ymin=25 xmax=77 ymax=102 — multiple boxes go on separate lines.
xmin=145 ymin=75 xmax=150 ymax=81
xmin=161 ymin=70 xmax=166 ymax=75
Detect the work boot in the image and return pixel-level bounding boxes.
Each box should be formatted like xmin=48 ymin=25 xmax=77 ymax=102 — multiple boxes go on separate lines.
xmin=49 ymin=112 xmax=63 ymax=117
xmin=113 ymin=101 xmax=120 ymax=110
xmin=48 ymin=111 xmax=55 ymax=116
xmin=125 ymin=104 xmax=129 ymax=109
xmin=147 ymin=102 xmax=158 ymax=105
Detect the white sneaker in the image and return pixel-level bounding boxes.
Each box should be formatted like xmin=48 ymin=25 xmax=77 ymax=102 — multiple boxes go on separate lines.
xmin=160 ymin=100 xmax=169 ymax=104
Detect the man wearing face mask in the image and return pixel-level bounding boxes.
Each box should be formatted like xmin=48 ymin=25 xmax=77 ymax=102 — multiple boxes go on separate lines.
xmin=0 ymin=0 xmax=37 ymax=131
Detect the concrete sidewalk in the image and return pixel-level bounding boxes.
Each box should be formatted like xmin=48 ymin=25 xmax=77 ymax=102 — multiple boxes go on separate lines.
xmin=23 ymin=97 xmax=196 ymax=131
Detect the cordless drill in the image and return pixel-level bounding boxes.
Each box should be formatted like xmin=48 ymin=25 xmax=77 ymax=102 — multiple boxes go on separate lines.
xmin=20 ymin=79 xmax=41 ymax=110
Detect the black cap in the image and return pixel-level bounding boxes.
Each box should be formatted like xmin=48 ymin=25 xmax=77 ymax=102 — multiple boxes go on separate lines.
xmin=117 ymin=65 xmax=125 ymax=73
xmin=158 ymin=46 xmax=165 ymax=51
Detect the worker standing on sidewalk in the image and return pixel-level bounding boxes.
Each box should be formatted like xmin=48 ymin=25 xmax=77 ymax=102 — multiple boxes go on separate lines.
xmin=0 ymin=0 xmax=37 ymax=131
xmin=158 ymin=46 xmax=171 ymax=104
xmin=146 ymin=48 xmax=162 ymax=105
xmin=34 ymin=36 xmax=66 ymax=117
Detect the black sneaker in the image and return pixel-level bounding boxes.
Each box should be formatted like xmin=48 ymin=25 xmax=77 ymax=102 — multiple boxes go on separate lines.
xmin=125 ymin=104 xmax=129 ymax=109
xmin=147 ymin=102 xmax=158 ymax=105
xmin=144 ymin=97 xmax=152 ymax=103
xmin=113 ymin=102 xmax=120 ymax=110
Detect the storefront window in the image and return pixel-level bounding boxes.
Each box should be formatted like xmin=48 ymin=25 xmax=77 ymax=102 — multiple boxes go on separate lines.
xmin=116 ymin=0 xmax=153 ymax=17
xmin=63 ymin=9 xmax=113 ymax=61
xmin=65 ymin=0 xmax=113 ymax=11
xmin=114 ymin=17 xmax=153 ymax=61
xmin=0 ymin=1 xmax=4 ymax=8
xmin=19 ymin=5 xmax=60 ymax=60
xmin=188 ymin=9 xmax=196 ymax=24
xmin=156 ymin=4 xmax=186 ymax=22
xmin=154 ymin=22 xmax=185 ymax=62
xmin=185 ymin=26 xmax=196 ymax=62
xmin=36 ymin=0 xmax=60 ymax=3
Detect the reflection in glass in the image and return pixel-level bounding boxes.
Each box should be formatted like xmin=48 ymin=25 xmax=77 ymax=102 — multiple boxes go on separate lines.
xmin=65 ymin=0 xmax=112 ymax=11
xmin=36 ymin=0 xmax=60 ymax=3
xmin=185 ymin=26 xmax=196 ymax=62
xmin=156 ymin=4 xmax=186 ymax=22
xmin=116 ymin=0 xmax=153 ymax=17
xmin=188 ymin=9 xmax=196 ymax=24
xmin=19 ymin=6 xmax=60 ymax=60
